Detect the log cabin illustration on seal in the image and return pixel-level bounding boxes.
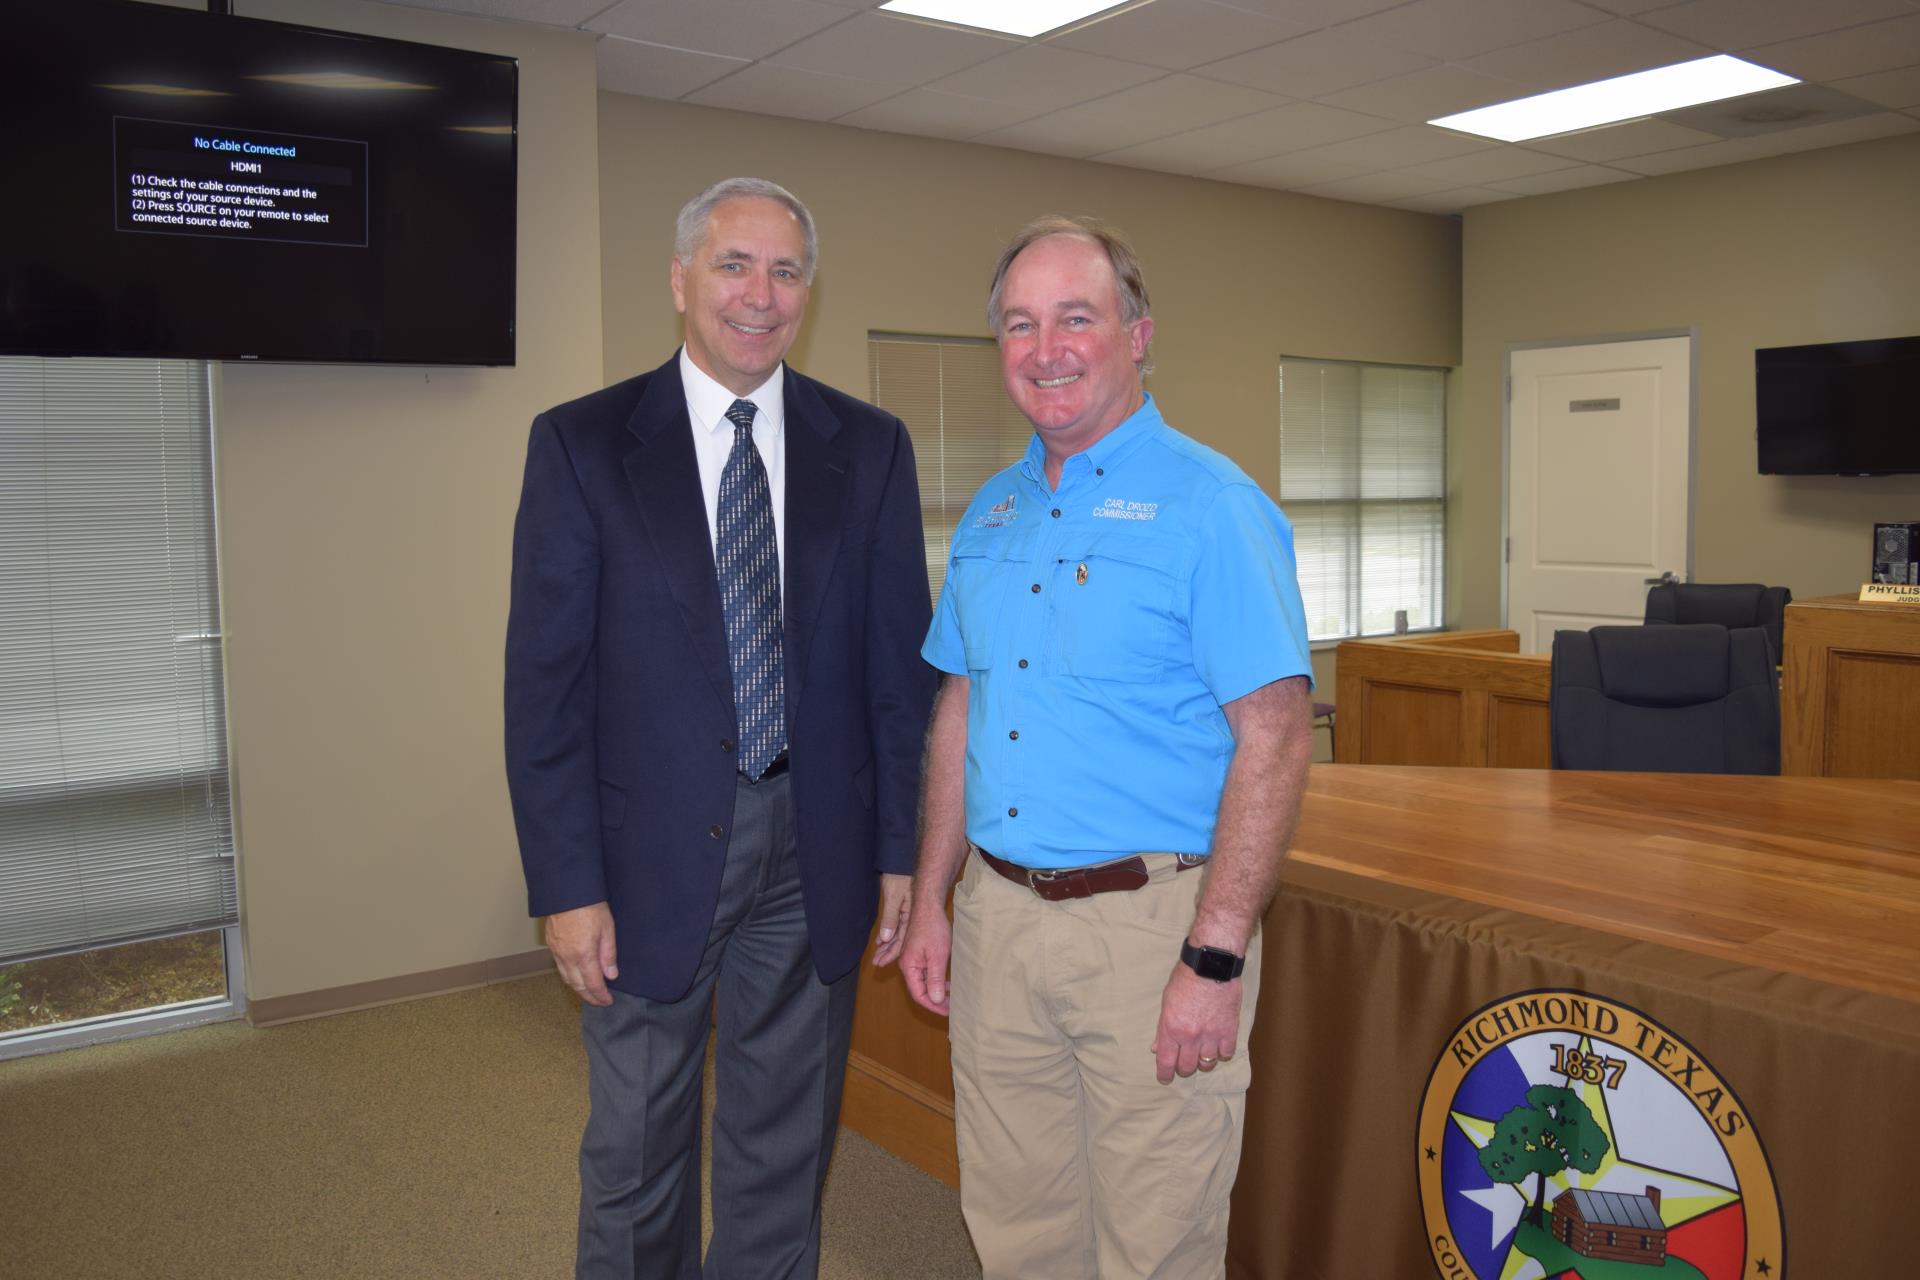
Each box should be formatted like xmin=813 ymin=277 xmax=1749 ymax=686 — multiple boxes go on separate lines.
xmin=1551 ymin=1186 xmax=1668 ymax=1265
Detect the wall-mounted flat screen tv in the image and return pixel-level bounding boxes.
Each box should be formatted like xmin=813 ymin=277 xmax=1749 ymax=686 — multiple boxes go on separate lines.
xmin=0 ymin=0 xmax=516 ymax=366
xmin=1756 ymin=335 xmax=1920 ymax=476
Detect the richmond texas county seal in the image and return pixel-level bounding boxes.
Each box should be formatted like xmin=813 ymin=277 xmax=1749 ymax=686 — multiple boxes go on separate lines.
xmin=1418 ymin=990 xmax=1783 ymax=1280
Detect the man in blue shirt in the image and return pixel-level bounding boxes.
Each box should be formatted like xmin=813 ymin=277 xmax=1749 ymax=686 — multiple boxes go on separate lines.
xmin=883 ymin=217 xmax=1314 ymax=1277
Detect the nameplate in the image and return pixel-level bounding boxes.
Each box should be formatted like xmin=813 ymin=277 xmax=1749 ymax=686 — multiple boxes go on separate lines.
xmin=1859 ymin=582 xmax=1920 ymax=604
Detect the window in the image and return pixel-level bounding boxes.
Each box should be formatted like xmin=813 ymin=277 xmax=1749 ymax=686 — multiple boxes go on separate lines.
xmin=0 ymin=358 xmax=239 ymax=1045
xmin=1277 ymin=358 xmax=1445 ymax=642
xmin=868 ymin=334 xmax=1031 ymax=601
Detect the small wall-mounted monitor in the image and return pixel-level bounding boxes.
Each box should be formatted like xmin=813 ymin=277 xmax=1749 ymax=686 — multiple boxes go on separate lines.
xmin=1756 ymin=334 xmax=1920 ymax=476
xmin=1 ymin=0 xmax=518 ymax=366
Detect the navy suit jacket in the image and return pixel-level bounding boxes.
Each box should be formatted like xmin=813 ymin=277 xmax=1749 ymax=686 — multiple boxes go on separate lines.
xmin=504 ymin=355 xmax=935 ymax=1001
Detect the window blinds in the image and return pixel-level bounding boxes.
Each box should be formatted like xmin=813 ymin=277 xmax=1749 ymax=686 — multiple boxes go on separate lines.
xmin=0 ymin=358 xmax=237 ymax=965
xmin=868 ymin=335 xmax=1033 ymax=602
xmin=1278 ymin=359 xmax=1446 ymax=643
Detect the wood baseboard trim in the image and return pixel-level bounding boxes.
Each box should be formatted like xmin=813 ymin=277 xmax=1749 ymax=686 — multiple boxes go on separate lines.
xmin=247 ymin=949 xmax=552 ymax=1027
xmin=840 ymin=1050 xmax=959 ymax=1188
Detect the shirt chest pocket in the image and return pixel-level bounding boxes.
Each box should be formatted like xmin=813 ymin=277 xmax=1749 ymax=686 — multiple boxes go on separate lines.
xmin=946 ymin=541 xmax=1028 ymax=671
xmin=1049 ymin=545 xmax=1184 ymax=682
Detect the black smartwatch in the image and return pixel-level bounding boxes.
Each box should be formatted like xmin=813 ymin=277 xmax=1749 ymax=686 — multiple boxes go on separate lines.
xmin=1180 ymin=939 xmax=1245 ymax=982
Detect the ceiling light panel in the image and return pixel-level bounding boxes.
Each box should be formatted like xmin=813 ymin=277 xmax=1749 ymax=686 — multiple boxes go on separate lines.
xmin=1430 ymin=54 xmax=1798 ymax=142
xmin=879 ymin=0 xmax=1133 ymax=39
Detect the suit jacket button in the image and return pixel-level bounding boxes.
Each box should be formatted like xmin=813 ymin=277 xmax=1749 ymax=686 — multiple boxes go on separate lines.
xmin=709 ymin=825 xmax=724 ymax=839
xmin=720 ymin=737 xmax=735 ymax=753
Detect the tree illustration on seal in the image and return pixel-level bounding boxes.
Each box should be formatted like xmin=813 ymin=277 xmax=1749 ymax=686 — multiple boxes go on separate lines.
xmin=1478 ymin=1084 xmax=1612 ymax=1226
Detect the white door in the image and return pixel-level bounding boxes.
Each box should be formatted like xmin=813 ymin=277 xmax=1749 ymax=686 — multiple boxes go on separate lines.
xmin=1507 ymin=337 xmax=1691 ymax=655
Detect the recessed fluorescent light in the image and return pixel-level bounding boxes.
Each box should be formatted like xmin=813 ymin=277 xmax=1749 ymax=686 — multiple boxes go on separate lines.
xmin=1430 ymin=55 xmax=1798 ymax=143
xmin=879 ymin=0 xmax=1132 ymax=39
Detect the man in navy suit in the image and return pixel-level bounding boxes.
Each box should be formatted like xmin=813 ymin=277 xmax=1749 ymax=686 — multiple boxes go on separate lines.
xmin=505 ymin=177 xmax=935 ymax=1279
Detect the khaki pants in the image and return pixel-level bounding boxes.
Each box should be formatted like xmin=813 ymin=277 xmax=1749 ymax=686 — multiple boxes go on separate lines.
xmin=949 ymin=848 xmax=1263 ymax=1280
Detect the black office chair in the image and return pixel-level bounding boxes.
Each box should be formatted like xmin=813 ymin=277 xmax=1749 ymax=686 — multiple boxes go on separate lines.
xmin=1550 ymin=624 xmax=1780 ymax=774
xmin=1644 ymin=582 xmax=1790 ymax=664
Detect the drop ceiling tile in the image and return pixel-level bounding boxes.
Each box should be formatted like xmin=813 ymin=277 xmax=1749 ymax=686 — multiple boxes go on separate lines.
xmin=1319 ymin=64 xmax=1534 ymax=123
xmin=1332 ymin=0 xmax=1609 ymax=63
xmin=975 ymin=75 xmax=1288 ymax=156
xmin=597 ymin=36 xmax=750 ymax=100
xmin=1388 ymin=184 xmax=1512 ymax=211
xmin=1832 ymin=64 xmax=1920 ymax=109
xmin=1194 ymin=27 xmax=1434 ymax=98
xmin=928 ymin=44 xmax=1165 ymax=113
xmin=768 ymin=12 xmax=1016 ymax=88
xmin=1485 ymin=163 xmax=1640 ymax=195
xmin=1636 ymin=0 xmax=1916 ymax=51
xmin=1464 ymin=20 xmax=1715 ymax=90
xmin=390 ymin=0 xmax=615 ymax=24
xmin=1283 ymin=122 xmax=1497 ymax=169
xmin=1051 ymin=0 xmax=1311 ymax=71
xmin=840 ymin=87 xmax=1052 ymax=136
xmin=1525 ymin=117 xmax=1725 ymax=161
xmin=683 ymin=62 xmax=902 ymax=120
xmin=1293 ymin=170 xmax=1459 ymax=201
xmin=1402 ymin=146 xmax=1579 ymax=183
xmin=587 ymin=0 xmax=853 ymax=61
xmin=1566 ymin=0 xmax=1679 ymax=15
xmin=1209 ymin=149 xmax=1379 ymax=187
xmin=837 ymin=88 xmax=1046 ymax=138
xmin=1611 ymin=110 xmax=1918 ymax=172
xmin=1091 ymin=101 xmax=1394 ymax=171
xmin=1211 ymin=0 xmax=1422 ymax=25
xmin=1746 ymin=15 xmax=1920 ymax=82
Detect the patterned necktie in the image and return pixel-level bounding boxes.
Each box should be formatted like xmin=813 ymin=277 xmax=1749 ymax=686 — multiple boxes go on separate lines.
xmin=716 ymin=399 xmax=786 ymax=778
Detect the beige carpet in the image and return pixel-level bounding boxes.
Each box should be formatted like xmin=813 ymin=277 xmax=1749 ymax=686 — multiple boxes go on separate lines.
xmin=0 ymin=976 xmax=978 ymax=1279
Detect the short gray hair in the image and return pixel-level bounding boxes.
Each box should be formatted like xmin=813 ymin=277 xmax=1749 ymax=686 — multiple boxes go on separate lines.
xmin=985 ymin=215 xmax=1150 ymax=335
xmin=674 ymin=177 xmax=818 ymax=282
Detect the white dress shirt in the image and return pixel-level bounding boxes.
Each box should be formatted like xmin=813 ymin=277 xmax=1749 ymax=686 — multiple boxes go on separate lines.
xmin=678 ymin=347 xmax=786 ymax=580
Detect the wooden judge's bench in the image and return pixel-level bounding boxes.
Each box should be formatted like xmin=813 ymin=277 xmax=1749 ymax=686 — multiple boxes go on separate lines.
xmin=1780 ymin=593 xmax=1920 ymax=778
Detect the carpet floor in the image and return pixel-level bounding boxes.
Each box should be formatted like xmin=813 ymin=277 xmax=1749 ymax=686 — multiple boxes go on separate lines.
xmin=0 ymin=975 xmax=979 ymax=1278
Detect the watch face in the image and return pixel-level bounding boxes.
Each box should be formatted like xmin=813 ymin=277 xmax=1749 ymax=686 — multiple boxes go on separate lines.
xmin=1184 ymin=942 xmax=1242 ymax=981
xmin=1198 ymin=951 xmax=1238 ymax=981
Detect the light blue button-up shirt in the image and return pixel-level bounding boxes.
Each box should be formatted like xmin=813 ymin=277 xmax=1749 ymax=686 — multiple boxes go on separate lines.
xmin=923 ymin=395 xmax=1312 ymax=869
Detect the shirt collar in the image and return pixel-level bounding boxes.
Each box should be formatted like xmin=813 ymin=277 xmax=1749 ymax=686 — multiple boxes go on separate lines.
xmin=679 ymin=347 xmax=786 ymax=436
xmin=1018 ymin=393 xmax=1165 ymax=484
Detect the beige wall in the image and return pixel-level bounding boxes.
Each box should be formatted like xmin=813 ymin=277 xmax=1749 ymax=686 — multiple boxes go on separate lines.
xmin=212 ymin=0 xmax=602 ymax=1001
xmin=1454 ymin=132 xmax=1920 ymax=630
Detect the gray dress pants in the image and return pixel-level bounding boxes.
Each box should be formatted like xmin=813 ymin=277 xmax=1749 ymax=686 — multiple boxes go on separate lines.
xmin=575 ymin=772 xmax=859 ymax=1280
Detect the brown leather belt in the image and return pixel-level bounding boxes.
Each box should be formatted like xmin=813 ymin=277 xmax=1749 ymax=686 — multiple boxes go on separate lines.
xmin=976 ymin=847 xmax=1199 ymax=901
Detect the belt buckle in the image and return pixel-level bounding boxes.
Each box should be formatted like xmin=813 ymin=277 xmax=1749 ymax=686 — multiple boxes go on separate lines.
xmin=1027 ymin=868 xmax=1060 ymax=891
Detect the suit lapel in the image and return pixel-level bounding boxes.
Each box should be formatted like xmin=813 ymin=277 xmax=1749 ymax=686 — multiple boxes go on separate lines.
xmin=781 ymin=369 xmax=851 ymax=720
xmin=622 ymin=358 xmax=733 ymax=712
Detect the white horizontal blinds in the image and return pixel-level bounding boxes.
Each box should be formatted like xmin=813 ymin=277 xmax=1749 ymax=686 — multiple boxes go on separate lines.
xmin=869 ymin=335 xmax=1032 ymax=602
xmin=1278 ymin=358 xmax=1446 ymax=642
xmin=0 ymin=358 xmax=237 ymax=965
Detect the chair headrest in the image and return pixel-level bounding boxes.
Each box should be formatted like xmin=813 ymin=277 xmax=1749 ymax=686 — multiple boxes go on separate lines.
xmin=1590 ymin=624 xmax=1731 ymax=706
xmin=1648 ymin=583 xmax=1784 ymax=629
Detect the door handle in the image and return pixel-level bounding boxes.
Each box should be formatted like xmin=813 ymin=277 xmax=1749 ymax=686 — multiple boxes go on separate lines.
xmin=1643 ymin=571 xmax=1680 ymax=586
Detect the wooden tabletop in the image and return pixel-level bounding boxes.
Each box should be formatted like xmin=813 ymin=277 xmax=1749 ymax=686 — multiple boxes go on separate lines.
xmin=1289 ymin=765 xmax=1920 ymax=1005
